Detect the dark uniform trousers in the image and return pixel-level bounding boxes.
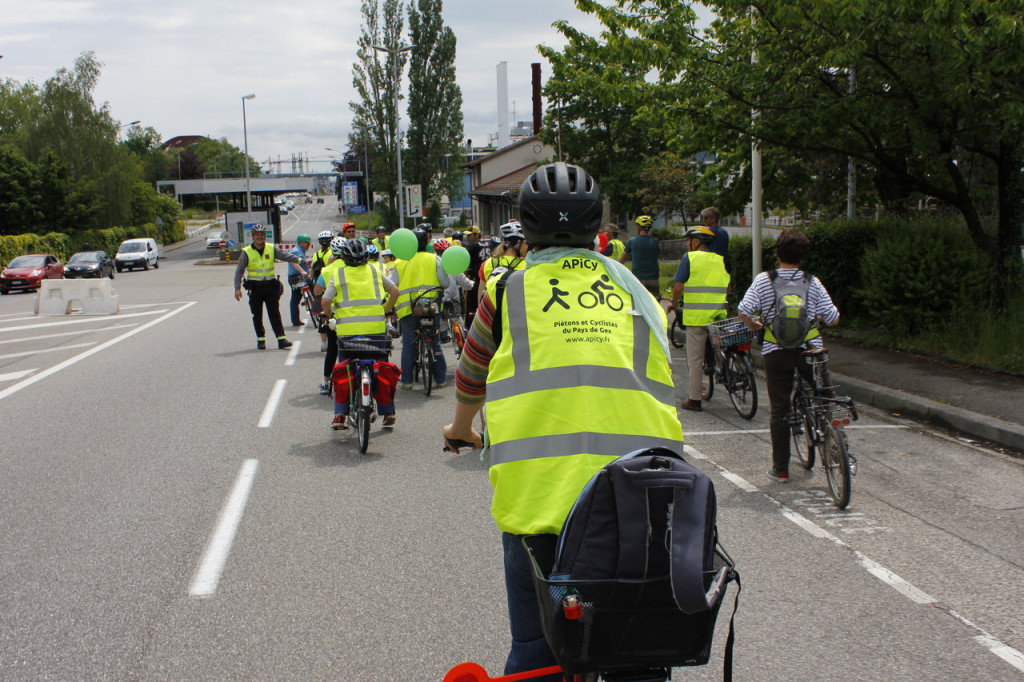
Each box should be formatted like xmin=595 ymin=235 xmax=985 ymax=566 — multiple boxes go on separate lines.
xmin=248 ymin=280 xmax=286 ymax=340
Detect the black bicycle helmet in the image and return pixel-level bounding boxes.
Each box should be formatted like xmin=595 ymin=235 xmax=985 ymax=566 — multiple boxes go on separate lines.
xmin=413 ymin=228 xmax=430 ymax=252
xmin=518 ymin=162 xmax=602 ymax=248
xmin=339 ymin=238 xmax=370 ymax=267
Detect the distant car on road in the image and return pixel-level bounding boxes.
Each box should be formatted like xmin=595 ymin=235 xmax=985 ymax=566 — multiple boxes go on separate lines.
xmin=279 ymin=203 xmax=290 ymax=215
xmin=206 ymin=231 xmax=230 ymax=250
xmin=64 ymin=251 xmax=115 ymax=279
xmin=316 ymin=197 xmax=325 ymax=204
xmin=1 ymin=254 xmax=64 ymax=294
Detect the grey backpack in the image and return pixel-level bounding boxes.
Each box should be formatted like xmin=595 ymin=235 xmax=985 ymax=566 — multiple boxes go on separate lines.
xmin=766 ymin=270 xmax=812 ymax=348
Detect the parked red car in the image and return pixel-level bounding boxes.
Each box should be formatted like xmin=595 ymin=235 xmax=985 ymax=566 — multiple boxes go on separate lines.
xmin=0 ymin=254 xmax=64 ymax=294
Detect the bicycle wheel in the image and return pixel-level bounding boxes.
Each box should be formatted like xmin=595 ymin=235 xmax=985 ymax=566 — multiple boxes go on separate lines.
xmin=823 ymin=424 xmax=852 ymax=508
xmin=421 ymin=336 xmax=433 ymax=396
xmin=726 ymin=351 xmax=758 ymax=420
xmin=357 ymin=367 xmax=372 ymax=453
xmin=700 ymin=340 xmax=715 ymax=401
xmin=790 ymin=382 xmax=816 ymax=470
xmin=669 ymin=314 xmax=686 ymax=349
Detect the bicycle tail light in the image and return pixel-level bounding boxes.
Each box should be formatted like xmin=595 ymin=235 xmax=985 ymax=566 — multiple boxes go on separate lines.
xmin=737 ymin=343 xmax=751 ymax=351
xmin=562 ymin=593 xmax=583 ymax=620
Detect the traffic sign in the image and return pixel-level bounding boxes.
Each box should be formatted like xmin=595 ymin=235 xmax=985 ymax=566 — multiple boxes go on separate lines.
xmin=348 ymin=206 xmax=367 ymax=214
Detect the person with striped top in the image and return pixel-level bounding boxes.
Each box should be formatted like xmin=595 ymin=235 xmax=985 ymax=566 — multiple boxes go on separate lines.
xmin=737 ymin=229 xmax=840 ymax=481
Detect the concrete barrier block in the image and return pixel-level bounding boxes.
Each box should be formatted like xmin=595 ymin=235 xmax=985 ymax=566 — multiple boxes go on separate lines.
xmin=35 ymin=279 xmax=119 ymax=316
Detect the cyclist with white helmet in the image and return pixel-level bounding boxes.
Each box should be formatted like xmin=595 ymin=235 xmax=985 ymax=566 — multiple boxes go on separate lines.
xmin=312 ymin=236 xmax=350 ymax=394
xmin=478 ymin=221 xmax=528 ymax=301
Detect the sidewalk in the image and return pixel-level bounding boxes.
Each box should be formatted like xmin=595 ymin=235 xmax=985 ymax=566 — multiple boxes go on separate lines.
xmin=738 ymin=337 xmax=1024 ymax=454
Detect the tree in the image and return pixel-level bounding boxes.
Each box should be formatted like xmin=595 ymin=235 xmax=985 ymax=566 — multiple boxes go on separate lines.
xmin=631 ymin=151 xmax=701 ymax=226
xmin=406 ymin=0 xmax=465 ymax=209
xmin=0 ymin=145 xmax=42 ymax=235
xmin=351 ymin=0 xmax=408 ymax=229
xmin=536 ymin=1 xmax=697 ymax=218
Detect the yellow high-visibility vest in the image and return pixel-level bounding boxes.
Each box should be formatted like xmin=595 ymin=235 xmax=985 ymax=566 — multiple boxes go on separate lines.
xmin=392 ymin=251 xmax=442 ymax=319
xmin=681 ymin=250 xmax=729 ymax=327
xmin=330 ymin=264 xmax=386 ymax=336
xmin=243 ymin=244 xmax=275 ymax=281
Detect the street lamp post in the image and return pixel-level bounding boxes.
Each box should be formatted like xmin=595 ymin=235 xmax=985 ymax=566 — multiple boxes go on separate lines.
xmin=242 ymin=93 xmax=256 ymax=221
xmin=372 ymin=43 xmax=415 ymax=230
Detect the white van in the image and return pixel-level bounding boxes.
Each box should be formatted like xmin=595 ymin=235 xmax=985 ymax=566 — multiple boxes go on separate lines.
xmin=115 ymin=238 xmax=160 ymax=272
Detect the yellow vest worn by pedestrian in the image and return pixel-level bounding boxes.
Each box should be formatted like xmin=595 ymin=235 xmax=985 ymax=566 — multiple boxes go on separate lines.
xmin=372 ymin=236 xmax=388 ymax=253
xmin=682 ymin=250 xmax=729 ymax=327
xmin=608 ymin=238 xmax=625 ymax=261
xmin=482 ymin=255 xmax=525 ymax=282
xmin=243 ymin=244 xmax=276 ymax=282
xmin=484 ymin=256 xmax=684 ymax=535
xmin=392 ymin=251 xmax=442 ymax=319
xmin=330 ymin=263 xmax=386 ymax=336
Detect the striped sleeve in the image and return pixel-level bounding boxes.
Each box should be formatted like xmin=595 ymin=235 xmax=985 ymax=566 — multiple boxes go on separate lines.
xmin=454 ymin=293 xmax=498 ymax=405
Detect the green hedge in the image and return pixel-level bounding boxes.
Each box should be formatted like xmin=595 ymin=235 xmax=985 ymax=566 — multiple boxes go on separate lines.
xmin=0 ymin=220 xmax=186 ymax=267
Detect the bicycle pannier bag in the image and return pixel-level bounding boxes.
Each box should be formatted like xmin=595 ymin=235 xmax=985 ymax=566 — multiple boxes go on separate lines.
xmin=766 ymin=270 xmax=812 ymax=348
xmin=331 ymin=360 xmax=352 ymax=404
xmin=373 ymin=361 xmax=401 ymax=405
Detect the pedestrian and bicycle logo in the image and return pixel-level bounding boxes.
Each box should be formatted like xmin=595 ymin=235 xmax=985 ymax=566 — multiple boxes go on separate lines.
xmin=543 ymin=275 xmax=624 ymax=312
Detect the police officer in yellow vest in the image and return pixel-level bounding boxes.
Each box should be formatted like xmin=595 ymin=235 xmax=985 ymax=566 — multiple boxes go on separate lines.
xmin=443 ymin=162 xmax=684 ymax=679
xmin=392 ymin=227 xmax=451 ymax=389
xmin=233 ymin=224 xmax=307 ymax=350
xmin=321 ymin=238 xmax=400 ymax=429
xmin=668 ymin=225 xmax=730 ymax=411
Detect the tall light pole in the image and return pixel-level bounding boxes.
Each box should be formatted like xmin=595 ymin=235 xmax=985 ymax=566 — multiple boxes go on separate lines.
xmin=372 ymin=43 xmax=415 ymax=230
xmin=241 ymin=93 xmax=256 ymax=221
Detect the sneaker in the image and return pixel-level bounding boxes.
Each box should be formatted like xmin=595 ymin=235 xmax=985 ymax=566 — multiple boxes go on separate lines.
xmin=768 ymin=468 xmax=790 ymax=481
xmin=681 ymin=399 xmax=703 ymax=412
xmin=320 ymin=341 xmax=328 ymax=352
xmin=319 ymin=381 xmax=331 ymax=396
xmin=399 ymin=383 xmax=413 ymax=391
xmin=436 ymin=382 xmax=448 ymax=389
xmin=382 ymin=415 xmax=396 ymax=428
xmin=293 ymin=320 xmax=306 ymax=327
xmin=256 ymin=339 xmax=266 ymax=350
xmin=278 ymin=338 xmax=293 ymax=350
xmin=331 ymin=414 xmax=348 ymax=431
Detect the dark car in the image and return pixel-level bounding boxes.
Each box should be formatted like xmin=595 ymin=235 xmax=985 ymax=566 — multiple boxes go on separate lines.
xmin=64 ymin=251 xmax=115 ymax=279
xmin=316 ymin=197 xmax=325 ymax=204
xmin=1 ymin=254 xmax=64 ymax=294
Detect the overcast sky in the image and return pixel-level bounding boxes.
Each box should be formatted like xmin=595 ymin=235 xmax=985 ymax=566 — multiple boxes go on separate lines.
xmin=1 ymin=0 xmax=609 ymax=172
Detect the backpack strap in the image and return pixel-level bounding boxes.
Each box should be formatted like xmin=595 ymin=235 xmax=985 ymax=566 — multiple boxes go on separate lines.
xmin=490 ymin=268 xmax=518 ymax=348
xmin=669 ymin=470 xmax=716 ymax=614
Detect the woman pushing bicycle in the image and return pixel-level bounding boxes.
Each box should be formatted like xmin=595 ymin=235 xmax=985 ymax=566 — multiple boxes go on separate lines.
xmin=737 ymin=228 xmax=840 ymax=481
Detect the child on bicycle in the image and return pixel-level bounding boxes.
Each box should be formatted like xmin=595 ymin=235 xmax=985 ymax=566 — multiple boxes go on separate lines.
xmin=737 ymin=229 xmax=839 ymax=481
xmin=321 ymin=239 xmax=400 ymax=430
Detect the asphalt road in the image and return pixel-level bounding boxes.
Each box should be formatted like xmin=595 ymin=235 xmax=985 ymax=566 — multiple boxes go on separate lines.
xmin=2 ymin=202 xmax=1022 ymax=680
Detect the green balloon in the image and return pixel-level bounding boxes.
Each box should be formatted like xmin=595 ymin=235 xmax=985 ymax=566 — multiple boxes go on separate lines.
xmin=441 ymin=244 xmax=471 ymax=275
xmin=389 ymin=228 xmax=418 ymax=260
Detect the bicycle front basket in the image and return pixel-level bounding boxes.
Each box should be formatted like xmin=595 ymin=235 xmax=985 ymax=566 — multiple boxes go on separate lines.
xmin=522 ymin=535 xmax=735 ymax=676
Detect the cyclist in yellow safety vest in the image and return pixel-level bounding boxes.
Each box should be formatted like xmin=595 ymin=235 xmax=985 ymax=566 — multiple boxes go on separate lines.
xmin=478 ymin=221 xmax=528 ymax=301
xmin=668 ymin=225 xmax=730 ymax=412
xmin=314 ymin=236 xmax=349 ymax=396
xmin=320 ymin=238 xmax=399 ymax=430
xmin=443 ymin=162 xmax=684 ymax=679
xmin=600 ymin=224 xmax=626 ymax=262
xmin=392 ymin=227 xmax=451 ymax=389
xmin=371 ymin=226 xmax=388 ymax=253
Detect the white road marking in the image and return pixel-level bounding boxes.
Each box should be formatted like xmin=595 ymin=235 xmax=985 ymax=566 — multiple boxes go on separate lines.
xmin=257 ymin=379 xmax=287 ymax=427
xmin=0 ymin=323 xmax=138 ymax=345
xmin=0 ymin=342 xmax=97 ymax=360
xmin=285 ymin=341 xmax=301 ymax=366
xmin=0 ymin=369 xmax=37 ymax=382
xmin=685 ymin=442 xmax=1024 ymax=674
xmin=189 ymin=458 xmax=260 ymax=597
xmin=687 ymin=425 xmax=907 ymax=437
xmin=0 ymin=303 xmax=194 ymax=402
xmin=0 ymin=309 xmax=168 ymax=333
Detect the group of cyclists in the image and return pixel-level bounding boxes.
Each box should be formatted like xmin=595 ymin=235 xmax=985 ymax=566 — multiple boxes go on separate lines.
xmin=272 ymin=219 xmax=531 ymax=434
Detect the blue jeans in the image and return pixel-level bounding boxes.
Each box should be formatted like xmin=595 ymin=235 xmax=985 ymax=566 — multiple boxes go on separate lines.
xmin=501 ymin=533 xmax=561 ymax=680
xmin=399 ymin=314 xmax=447 ymax=385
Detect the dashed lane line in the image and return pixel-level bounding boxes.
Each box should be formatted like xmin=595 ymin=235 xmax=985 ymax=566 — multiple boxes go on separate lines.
xmin=682 ymin=442 xmax=1024 ymax=674
xmin=189 ymin=458 xmax=259 ymax=598
xmin=0 ymin=342 xmax=97 ymax=360
xmin=285 ymin=341 xmax=301 ymax=366
xmin=0 ymin=369 xmax=37 ymax=382
xmin=687 ymin=425 xmax=908 ymax=437
xmin=257 ymin=379 xmax=287 ymax=428
xmin=0 ymin=309 xmax=168 ymax=332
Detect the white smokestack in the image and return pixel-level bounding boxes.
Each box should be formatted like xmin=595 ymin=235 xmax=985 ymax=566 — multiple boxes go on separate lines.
xmin=496 ymin=61 xmax=510 ymax=148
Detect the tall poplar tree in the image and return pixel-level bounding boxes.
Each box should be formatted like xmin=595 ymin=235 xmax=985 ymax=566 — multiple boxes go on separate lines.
xmin=351 ymin=0 xmax=408 ymax=229
xmin=405 ymin=0 xmax=465 ymax=211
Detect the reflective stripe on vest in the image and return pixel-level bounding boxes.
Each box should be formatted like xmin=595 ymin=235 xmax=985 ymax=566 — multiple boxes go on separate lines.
xmin=331 ymin=264 xmax=386 ymax=335
xmin=243 ymin=245 xmax=276 ymax=281
xmin=681 ymin=250 xmax=729 ymax=326
xmin=609 ymin=239 xmax=625 ymax=261
xmin=484 ymin=259 xmax=683 ymax=534
xmin=393 ymin=252 xmax=441 ymax=318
